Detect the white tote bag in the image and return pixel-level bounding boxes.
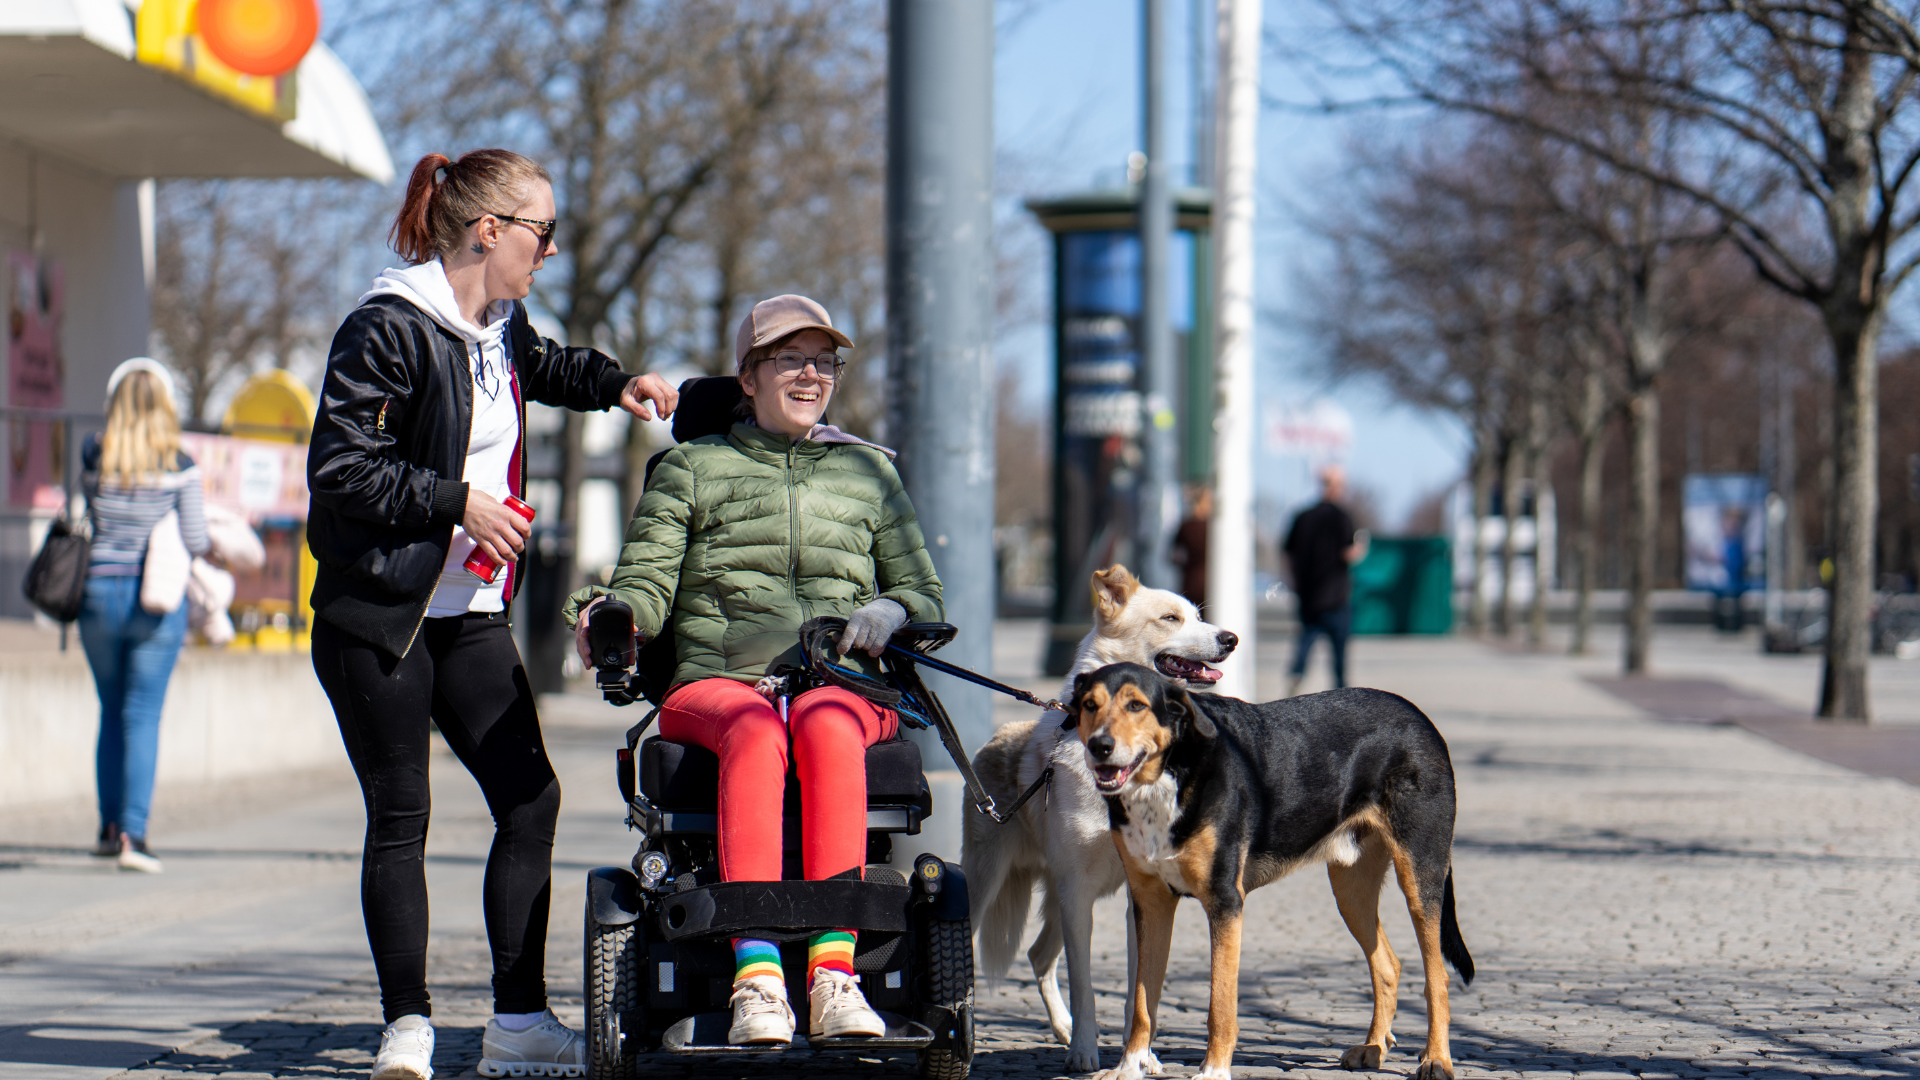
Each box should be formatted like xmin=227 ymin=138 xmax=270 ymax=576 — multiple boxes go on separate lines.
xmin=141 ymin=509 xmax=192 ymax=615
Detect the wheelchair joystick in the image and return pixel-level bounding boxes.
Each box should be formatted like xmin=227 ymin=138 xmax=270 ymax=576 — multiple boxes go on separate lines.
xmin=586 ymin=598 xmax=639 ymax=703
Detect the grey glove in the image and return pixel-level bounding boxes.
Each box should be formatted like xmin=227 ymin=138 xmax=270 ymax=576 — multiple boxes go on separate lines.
xmin=840 ymin=598 xmax=908 ymax=657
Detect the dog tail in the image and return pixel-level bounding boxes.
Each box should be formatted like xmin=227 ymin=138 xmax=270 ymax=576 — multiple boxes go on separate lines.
xmin=977 ymin=863 xmax=1038 ymax=987
xmin=1440 ymin=870 xmax=1474 ymax=985
xmin=962 ymin=806 xmax=1032 ymax=987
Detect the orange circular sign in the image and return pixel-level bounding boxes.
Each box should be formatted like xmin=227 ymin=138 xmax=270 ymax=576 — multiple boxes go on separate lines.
xmin=197 ymin=0 xmax=319 ymax=77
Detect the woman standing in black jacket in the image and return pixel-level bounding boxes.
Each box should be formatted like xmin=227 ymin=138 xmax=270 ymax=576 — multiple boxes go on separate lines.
xmin=307 ymin=149 xmax=676 ymax=1080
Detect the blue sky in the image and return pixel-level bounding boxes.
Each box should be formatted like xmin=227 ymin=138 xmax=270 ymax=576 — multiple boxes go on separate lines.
xmin=993 ymin=0 xmax=1467 ymax=529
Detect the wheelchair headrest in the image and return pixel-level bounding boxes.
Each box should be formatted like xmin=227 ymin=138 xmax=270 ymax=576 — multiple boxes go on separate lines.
xmin=672 ymin=376 xmax=745 ymax=444
xmin=799 ymin=616 xmax=903 ymax=707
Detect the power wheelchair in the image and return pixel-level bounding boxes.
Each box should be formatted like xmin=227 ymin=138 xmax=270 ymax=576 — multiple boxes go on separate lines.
xmin=575 ymin=376 xmax=976 ymax=1079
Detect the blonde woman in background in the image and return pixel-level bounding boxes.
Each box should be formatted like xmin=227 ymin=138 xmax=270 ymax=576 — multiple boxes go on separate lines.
xmin=79 ymin=358 xmax=209 ymax=873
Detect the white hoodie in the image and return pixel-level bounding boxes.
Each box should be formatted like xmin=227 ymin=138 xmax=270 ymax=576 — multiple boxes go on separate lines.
xmin=360 ymin=262 xmax=520 ymax=617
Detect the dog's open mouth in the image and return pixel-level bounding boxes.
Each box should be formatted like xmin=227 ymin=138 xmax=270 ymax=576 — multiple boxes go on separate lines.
xmin=1091 ymin=751 xmax=1145 ymax=793
xmin=1156 ymin=652 xmax=1223 ymax=683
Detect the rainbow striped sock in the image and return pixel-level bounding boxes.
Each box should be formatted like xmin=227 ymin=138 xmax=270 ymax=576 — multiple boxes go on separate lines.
xmin=806 ymin=930 xmax=856 ymax=985
xmin=731 ymin=938 xmax=782 ymax=984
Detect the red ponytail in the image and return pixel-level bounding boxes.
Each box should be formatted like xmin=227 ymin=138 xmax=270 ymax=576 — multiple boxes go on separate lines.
xmin=389 ymin=153 xmax=451 ymax=265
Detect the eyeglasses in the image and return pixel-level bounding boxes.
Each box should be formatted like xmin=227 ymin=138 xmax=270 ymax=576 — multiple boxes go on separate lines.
xmin=759 ymin=351 xmax=846 ymax=382
xmin=464 ymin=213 xmax=557 ymax=243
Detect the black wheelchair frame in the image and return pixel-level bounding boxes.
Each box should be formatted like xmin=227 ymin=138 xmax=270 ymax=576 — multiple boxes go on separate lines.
xmin=579 ymin=600 xmax=978 ymax=1080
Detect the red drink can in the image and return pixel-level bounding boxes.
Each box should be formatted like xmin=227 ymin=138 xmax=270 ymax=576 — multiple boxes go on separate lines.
xmin=463 ymin=495 xmax=536 ymax=584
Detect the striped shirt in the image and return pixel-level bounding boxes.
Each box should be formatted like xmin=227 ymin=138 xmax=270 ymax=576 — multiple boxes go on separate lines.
xmin=82 ymin=433 xmax=211 ymax=576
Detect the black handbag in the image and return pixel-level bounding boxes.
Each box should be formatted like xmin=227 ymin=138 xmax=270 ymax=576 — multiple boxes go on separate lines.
xmin=24 ymin=514 xmax=91 ymax=624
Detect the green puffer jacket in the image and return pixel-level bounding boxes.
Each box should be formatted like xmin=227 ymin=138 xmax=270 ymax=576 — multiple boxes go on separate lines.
xmin=563 ymin=423 xmax=944 ymax=687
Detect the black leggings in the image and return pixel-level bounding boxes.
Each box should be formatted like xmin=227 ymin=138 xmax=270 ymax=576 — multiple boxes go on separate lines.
xmin=312 ymin=611 xmax=559 ymax=1022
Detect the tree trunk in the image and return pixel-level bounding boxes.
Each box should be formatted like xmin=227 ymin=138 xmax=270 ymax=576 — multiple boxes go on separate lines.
xmin=1467 ymin=435 xmax=1495 ymax=634
xmin=1570 ymin=422 xmax=1605 ymax=656
xmin=1623 ymin=381 xmax=1658 ymax=674
xmin=1528 ymin=474 xmax=1551 ymax=647
xmin=1498 ymin=434 xmax=1524 ymax=636
xmin=1526 ymin=392 xmax=1551 ymax=646
xmin=1818 ymin=312 xmax=1879 ymax=721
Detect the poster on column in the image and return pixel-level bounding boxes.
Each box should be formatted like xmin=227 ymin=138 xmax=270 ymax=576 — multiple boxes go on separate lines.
xmin=7 ymin=251 xmax=66 ymax=509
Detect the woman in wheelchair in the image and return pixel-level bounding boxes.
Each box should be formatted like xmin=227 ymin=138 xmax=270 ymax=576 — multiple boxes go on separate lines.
xmin=565 ymin=295 xmax=942 ymax=1048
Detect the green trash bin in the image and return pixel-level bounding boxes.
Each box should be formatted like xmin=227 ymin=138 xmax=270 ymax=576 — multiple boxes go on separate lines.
xmin=1350 ymin=537 xmax=1453 ymax=635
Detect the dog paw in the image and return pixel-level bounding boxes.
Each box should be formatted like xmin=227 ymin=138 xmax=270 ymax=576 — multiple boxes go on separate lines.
xmin=1192 ymin=1065 xmax=1232 ymax=1080
xmin=1141 ymin=1050 xmax=1165 ymax=1075
xmin=1412 ymin=1057 xmax=1455 ymax=1080
xmin=1065 ymin=1046 xmax=1103 ymax=1074
xmin=1052 ymin=1022 xmax=1074 ymax=1046
xmin=1340 ymin=1043 xmax=1387 ymax=1071
xmin=1088 ymin=1048 xmax=1154 ymax=1080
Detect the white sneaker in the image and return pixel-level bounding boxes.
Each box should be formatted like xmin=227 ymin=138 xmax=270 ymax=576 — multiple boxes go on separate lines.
xmin=371 ymin=1015 xmax=434 ymax=1080
xmin=117 ymin=836 xmax=162 ymax=874
xmin=477 ymin=1010 xmax=584 ymax=1077
xmin=728 ymin=975 xmax=796 ymax=1045
xmin=808 ymin=969 xmax=885 ymax=1038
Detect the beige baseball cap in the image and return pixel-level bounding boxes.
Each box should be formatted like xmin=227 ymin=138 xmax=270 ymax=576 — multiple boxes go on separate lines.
xmin=734 ymin=294 xmax=853 ymax=370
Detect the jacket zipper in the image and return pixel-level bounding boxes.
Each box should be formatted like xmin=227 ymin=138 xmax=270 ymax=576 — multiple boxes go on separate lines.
xmin=400 ymin=339 xmax=478 ymax=658
xmin=787 ymin=442 xmax=807 ymax=618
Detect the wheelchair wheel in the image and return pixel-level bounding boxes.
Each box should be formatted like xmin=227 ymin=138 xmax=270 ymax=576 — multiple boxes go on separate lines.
xmin=585 ymin=916 xmax=643 ymax=1080
xmin=916 ymin=914 xmax=975 ymax=1080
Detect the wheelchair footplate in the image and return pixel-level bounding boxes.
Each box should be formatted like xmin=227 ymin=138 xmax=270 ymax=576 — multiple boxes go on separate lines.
xmin=660 ymin=1011 xmax=935 ymax=1053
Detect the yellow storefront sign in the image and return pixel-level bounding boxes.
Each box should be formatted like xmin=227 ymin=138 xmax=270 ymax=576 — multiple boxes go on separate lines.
xmin=135 ymin=0 xmax=299 ymax=123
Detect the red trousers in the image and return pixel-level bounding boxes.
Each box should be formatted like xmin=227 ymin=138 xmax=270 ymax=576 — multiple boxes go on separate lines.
xmin=659 ymin=678 xmax=896 ymax=882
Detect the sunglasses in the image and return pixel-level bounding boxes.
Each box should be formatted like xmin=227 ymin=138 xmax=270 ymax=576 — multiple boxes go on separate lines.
xmin=465 ymin=213 xmax=557 ymax=243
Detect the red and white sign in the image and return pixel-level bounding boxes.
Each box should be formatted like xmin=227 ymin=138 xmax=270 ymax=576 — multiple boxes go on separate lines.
xmin=180 ymin=432 xmax=308 ymax=520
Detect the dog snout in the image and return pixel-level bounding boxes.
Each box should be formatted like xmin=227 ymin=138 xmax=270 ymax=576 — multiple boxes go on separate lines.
xmin=1217 ymin=629 xmax=1239 ymax=653
xmin=1086 ymin=732 xmax=1117 ymax=761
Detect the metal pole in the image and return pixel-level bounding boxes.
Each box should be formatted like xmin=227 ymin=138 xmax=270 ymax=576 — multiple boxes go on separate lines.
xmin=1136 ymin=0 xmax=1178 ymax=591
xmin=1206 ymin=0 xmax=1261 ymax=699
xmin=887 ymin=0 xmax=995 ymax=760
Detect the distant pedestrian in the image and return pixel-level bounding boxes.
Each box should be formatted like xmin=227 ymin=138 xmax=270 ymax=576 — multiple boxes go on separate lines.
xmin=1283 ymin=464 xmax=1367 ymax=695
xmin=80 ymin=358 xmax=210 ymax=874
xmin=306 ymin=149 xmax=678 ymax=1080
xmin=1169 ymin=484 xmax=1212 ymax=608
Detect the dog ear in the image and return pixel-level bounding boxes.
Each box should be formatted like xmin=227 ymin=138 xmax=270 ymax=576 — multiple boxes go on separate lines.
xmin=1063 ymin=671 xmax=1095 ymax=729
xmin=1166 ymin=686 xmax=1216 ymax=739
xmin=1090 ymin=565 xmax=1139 ymax=622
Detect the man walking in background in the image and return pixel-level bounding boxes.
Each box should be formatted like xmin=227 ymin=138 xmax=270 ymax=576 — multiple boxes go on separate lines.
xmin=1284 ymin=464 xmax=1367 ymax=695
xmin=1169 ymin=484 xmax=1213 ymax=609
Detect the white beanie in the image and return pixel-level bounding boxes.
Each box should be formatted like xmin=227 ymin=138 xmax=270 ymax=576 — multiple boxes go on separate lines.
xmin=104 ymin=357 xmax=177 ymax=411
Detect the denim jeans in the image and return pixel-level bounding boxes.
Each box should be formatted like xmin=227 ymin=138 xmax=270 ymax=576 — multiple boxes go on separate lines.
xmin=1290 ymin=604 xmax=1353 ymax=689
xmin=78 ymin=574 xmax=188 ymax=840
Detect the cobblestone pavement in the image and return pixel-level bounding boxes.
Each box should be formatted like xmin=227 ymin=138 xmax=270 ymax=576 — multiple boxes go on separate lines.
xmin=55 ymin=630 xmax=1920 ymax=1078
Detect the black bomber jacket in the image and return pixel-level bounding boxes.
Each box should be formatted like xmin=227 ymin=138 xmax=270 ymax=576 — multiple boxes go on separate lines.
xmin=307 ymin=295 xmax=631 ymax=658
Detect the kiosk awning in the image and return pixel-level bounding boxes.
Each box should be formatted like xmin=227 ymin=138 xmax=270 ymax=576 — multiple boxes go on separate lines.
xmin=0 ymin=0 xmax=393 ymax=182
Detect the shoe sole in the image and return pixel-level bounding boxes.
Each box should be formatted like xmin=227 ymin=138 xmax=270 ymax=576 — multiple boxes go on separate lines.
xmin=727 ymin=1026 xmax=796 ymax=1046
xmin=810 ymin=1016 xmax=886 ymax=1038
xmin=476 ymin=1061 xmax=582 ymax=1078
xmin=117 ymin=855 xmax=163 ymax=874
xmin=370 ymin=1063 xmax=432 ymax=1080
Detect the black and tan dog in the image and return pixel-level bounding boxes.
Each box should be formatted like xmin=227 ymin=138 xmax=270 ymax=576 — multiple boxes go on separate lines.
xmin=1070 ymin=662 xmax=1475 ymax=1080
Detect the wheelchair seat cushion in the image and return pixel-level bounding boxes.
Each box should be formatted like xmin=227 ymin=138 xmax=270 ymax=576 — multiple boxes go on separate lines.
xmin=640 ymin=737 xmax=932 ymax=815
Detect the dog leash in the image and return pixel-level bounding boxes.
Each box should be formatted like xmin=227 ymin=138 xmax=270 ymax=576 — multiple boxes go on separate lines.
xmin=882 ymin=643 xmax=1068 ymax=713
xmin=875 ymin=642 xmax=1067 ymax=823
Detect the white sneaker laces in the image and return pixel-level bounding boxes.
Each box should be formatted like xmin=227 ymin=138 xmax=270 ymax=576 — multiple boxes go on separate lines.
xmin=816 ymin=970 xmax=866 ymax=1008
xmin=733 ymin=980 xmax=790 ymax=1019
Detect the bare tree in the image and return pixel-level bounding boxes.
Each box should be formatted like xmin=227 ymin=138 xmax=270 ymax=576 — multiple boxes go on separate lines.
xmin=1324 ymin=0 xmax=1920 ymax=717
xmin=151 ymin=180 xmax=342 ymax=422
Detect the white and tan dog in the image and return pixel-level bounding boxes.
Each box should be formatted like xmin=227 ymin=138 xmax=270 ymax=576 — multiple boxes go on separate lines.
xmin=963 ymin=565 xmax=1238 ymax=1073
